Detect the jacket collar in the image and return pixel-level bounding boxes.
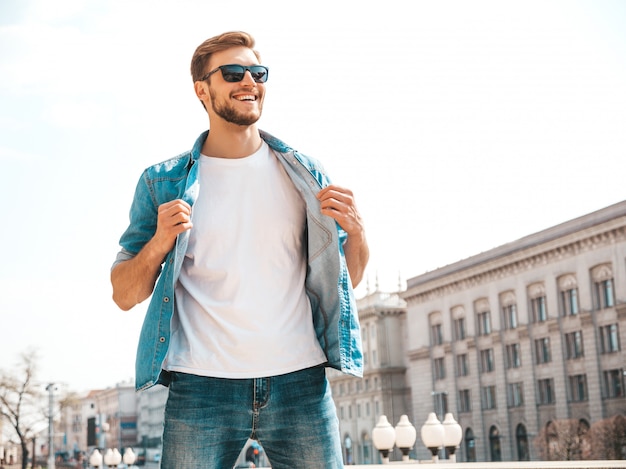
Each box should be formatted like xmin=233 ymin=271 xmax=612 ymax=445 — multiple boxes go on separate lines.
xmin=190 ymin=129 xmax=294 ymax=163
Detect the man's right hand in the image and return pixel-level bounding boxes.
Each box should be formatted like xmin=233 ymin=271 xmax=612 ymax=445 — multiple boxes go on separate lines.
xmin=111 ymin=199 xmax=193 ymax=311
xmin=151 ymin=199 xmax=193 ymax=259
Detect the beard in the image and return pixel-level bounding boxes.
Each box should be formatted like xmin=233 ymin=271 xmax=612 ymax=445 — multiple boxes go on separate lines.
xmin=209 ymin=88 xmax=263 ymax=126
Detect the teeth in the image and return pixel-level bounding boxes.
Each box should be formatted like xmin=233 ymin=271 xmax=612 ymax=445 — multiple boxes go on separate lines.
xmin=235 ymin=95 xmax=255 ymax=101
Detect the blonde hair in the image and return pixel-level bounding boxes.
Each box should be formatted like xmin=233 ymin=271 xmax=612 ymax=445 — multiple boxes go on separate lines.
xmin=190 ymin=31 xmax=261 ymax=82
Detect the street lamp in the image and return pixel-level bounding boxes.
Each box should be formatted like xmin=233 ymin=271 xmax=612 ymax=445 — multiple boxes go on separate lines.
xmin=420 ymin=412 xmax=445 ymax=462
xmin=123 ymin=448 xmax=137 ymax=467
xmin=372 ymin=415 xmax=395 ymax=464
xmin=104 ymin=448 xmax=122 ymax=468
xmin=372 ymin=414 xmax=418 ymax=464
xmin=394 ymin=415 xmax=417 ymax=462
xmin=89 ymin=449 xmax=103 ymax=468
xmin=442 ymin=413 xmax=463 ymax=462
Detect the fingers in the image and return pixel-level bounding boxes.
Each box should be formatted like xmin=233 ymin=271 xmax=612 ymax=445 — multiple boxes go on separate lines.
xmin=316 ymin=185 xmax=363 ymax=235
xmin=151 ymin=199 xmax=193 ymax=254
xmin=158 ymin=199 xmax=192 ymax=228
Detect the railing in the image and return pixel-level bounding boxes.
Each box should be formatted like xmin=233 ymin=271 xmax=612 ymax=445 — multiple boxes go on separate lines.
xmin=348 ymin=462 xmax=626 ymax=468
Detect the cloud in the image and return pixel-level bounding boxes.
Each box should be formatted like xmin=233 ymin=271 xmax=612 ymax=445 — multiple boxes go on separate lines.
xmin=0 ymin=144 xmax=38 ymax=164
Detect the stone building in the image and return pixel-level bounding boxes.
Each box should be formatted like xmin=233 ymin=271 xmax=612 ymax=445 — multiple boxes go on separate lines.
xmin=402 ymin=200 xmax=626 ymax=462
xmin=328 ymin=289 xmax=411 ymax=465
xmin=86 ymin=382 xmax=138 ymax=454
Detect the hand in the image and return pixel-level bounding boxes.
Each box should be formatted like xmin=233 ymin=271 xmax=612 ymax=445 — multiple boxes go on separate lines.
xmin=317 ymin=185 xmax=369 ymax=287
xmin=316 ymin=185 xmax=364 ymax=236
xmin=151 ymin=199 xmax=193 ymax=256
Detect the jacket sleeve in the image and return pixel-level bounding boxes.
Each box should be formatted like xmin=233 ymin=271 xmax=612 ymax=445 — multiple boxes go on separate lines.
xmin=112 ymin=170 xmax=160 ymax=268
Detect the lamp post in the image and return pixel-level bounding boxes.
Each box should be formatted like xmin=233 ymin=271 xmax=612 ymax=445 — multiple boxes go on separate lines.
xmin=46 ymin=383 xmax=57 ymax=469
xmin=394 ymin=415 xmax=417 ymax=462
xmin=372 ymin=415 xmax=396 ymax=464
xmin=372 ymin=414 xmax=418 ymax=464
xmin=420 ymin=412 xmax=445 ymax=462
xmin=123 ymin=447 xmax=137 ymax=468
xmin=104 ymin=448 xmax=122 ymax=468
xmin=89 ymin=449 xmax=103 ymax=468
xmin=442 ymin=413 xmax=463 ymax=463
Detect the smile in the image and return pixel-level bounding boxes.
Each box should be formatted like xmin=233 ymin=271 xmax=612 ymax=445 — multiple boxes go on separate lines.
xmin=234 ymin=94 xmax=256 ymax=101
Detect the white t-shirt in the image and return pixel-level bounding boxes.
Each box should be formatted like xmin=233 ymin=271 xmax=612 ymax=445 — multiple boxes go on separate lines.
xmin=164 ymin=141 xmax=326 ymax=378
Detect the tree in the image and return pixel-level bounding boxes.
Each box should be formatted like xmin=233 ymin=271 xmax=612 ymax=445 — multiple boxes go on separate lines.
xmin=0 ymin=350 xmax=46 ymax=469
xmin=534 ymin=419 xmax=589 ymax=461
xmin=590 ymin=414 xmax=626 ymax=460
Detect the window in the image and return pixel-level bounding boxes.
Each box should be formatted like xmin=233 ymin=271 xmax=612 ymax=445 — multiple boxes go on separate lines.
xmin=535 ymin=337 xmax=551 ymax=364
xmin=516 ymin=424 xmax=530 ymax=461
xmin=480 ymin=349 xmax=495 ymax=373
xmin=568 ymin=374 xmax=588 ymax=402
xmin=477 ymin=311 xmax=491 ymax=336
xmin=561 ymin=288 xmax=578 ymax=316
xmin=603 ymin=369 xmax=625 ymax=398
xmin=559 ymin=274 xmax=579 ymax=316
xmin=592 ymin=264 xmax=615 ymax=310
xmin=434 ymin=357 xmax=446 ymax=380
xmin=454 ymin=317 xmax=466 ymax=341
xmin=561 ymin=288 xmax=579 ymax=316
xmin=489 ymin=426 xmax=502 ymax=461
xmin=459 ymin=389 xmax=471 ymax=412
xmin=538 ymin=378 xmax=555 ymax=404
xmin=595 ymin=279 xmax=615 ymax=309
xmin=481 ymin=385 xmax=497 ymax=410
xmin=431 ymin=323 xmax=443 ymax=346
xmin=599 ymin=324 xmax=620 ymax=353
xmin=465 ymin=428 xmax=476 ymax=462
xmin=456 ymin=353 xmax=469 ymax=377
xmin=506 ymin=343 xmax=522 ymax=369
xmin=565 ymin=331 xmax=584 ymax=359
xmin=531 ymin=296 xmax=547 ymax=323
xmin=502 ymin=304 xmax=518 ymax=329
xmin=507 ymin=382 xmax=524 ymax=407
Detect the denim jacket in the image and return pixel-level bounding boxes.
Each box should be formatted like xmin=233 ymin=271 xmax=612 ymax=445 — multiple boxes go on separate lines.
xmin=115 ymin=130 xmax=363 ymax=390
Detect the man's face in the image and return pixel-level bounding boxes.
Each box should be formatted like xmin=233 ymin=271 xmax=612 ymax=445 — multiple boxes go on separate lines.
xmin=204 ymin=46 xmax=265 ymax=126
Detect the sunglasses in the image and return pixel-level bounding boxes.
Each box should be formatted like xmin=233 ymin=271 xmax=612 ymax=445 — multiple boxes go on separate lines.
xmin=200 ymin=64 xmax=269 ymax=83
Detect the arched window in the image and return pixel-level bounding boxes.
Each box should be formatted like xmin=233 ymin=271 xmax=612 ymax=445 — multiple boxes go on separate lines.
xmin=343 ymin=434 xmax=353 ymax=465
xmin=361 ymin=431 xmax=373 ymax=464
xmin=516 ymin=424 xmax=529 ymax=460
xmin=464 ymin=427 xmax=476 ymax=462
xmin=489 ymin=425 xmax=502 ymax=461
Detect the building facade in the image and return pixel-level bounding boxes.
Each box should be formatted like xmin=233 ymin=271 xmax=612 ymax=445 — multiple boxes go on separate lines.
xmin=328 ymin=289 xmax=411 ymax=465
xmin=402 ymin=201 xmax=626 ymax=462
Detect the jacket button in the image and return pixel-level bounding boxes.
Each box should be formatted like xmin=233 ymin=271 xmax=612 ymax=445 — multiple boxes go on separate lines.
xmin=163 ymin=297 xmax=170 ymax=303
xmin=159 ymin=337 xmax=166 ymax=343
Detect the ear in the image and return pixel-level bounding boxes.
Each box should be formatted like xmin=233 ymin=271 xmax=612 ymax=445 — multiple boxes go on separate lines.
xmin=194 ymin=80 xmax=210 ymax=105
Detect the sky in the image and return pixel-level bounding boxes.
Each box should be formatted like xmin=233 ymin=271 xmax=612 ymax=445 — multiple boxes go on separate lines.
xmin=1 ymin=0 xmax=625 ymax=394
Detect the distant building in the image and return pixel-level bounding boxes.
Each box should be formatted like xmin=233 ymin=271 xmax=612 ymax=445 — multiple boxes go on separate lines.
xmin=403 ymin=200 xmax=626 ymax=462
xmin=328 ymin=289 xmax=410 ymax=465
xmin=136 ymin=384 xmax=167 ymax=467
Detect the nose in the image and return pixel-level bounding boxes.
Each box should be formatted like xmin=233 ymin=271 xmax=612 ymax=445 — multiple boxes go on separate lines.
xmin=240 ymin=70 xmax=257 ymax=86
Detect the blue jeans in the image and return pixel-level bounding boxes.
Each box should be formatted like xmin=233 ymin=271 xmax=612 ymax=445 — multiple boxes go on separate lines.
xmin=160 ymin=366 xmax=344 ymax=469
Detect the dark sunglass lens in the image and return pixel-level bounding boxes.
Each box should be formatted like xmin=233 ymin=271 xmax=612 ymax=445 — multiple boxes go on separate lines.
xmin=250 ymin=66 xmax=268 ymax=83
xmin=220 ymin=65 xmax=245 ymax=82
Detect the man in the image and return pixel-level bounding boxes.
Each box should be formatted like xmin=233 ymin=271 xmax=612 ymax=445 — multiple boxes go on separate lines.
xmin=111 ymin=31 xmax=368 ymax=469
